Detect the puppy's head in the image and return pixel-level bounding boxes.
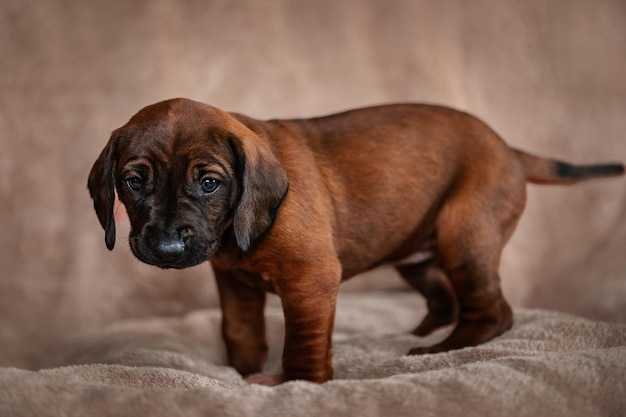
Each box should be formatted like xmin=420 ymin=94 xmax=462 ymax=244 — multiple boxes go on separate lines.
xmin=87 ymin=98 xmax=288 ymax=269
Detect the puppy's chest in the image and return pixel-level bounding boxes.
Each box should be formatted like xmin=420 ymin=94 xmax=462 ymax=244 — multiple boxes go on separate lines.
xmin=211 ymin=258 xmax=278 ymax=293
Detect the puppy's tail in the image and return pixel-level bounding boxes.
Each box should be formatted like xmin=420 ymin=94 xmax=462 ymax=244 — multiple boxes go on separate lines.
xmin=513 ymin=149 xmax=624 ymax=185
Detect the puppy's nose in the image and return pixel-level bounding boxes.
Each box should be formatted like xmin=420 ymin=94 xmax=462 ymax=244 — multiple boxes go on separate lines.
xmin=154 ymin=237 xmax=185 ymax=260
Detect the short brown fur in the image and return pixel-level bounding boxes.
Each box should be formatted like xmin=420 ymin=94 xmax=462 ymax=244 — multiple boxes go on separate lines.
xmin=88 ymin=98 xmax=624 ymax=384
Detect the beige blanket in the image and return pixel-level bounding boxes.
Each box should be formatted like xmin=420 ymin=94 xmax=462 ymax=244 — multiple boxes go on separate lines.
xmin=1 ymin=292 xmax=624 ymax=417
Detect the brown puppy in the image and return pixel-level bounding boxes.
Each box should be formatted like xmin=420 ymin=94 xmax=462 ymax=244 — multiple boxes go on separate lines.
xmin=88 ymin=98 xmax=624 ymax=384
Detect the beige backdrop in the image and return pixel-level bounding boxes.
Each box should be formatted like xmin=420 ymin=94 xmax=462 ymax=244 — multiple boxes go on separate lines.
xmin=1 ymin=0 xmax=625 ymax=368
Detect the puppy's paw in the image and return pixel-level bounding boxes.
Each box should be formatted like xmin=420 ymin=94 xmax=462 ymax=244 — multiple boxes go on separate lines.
xmin=244 ymin=372 xmax=286 ymax=386
xmin=408 ymin=325 xmax=455 ymax=355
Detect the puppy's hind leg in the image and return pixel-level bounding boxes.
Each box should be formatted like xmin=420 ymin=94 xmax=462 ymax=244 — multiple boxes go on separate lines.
xmin=395 ymin=261 xmax=458 ymax=336
xmin=408 ymin=183 xmax=523 ymax=355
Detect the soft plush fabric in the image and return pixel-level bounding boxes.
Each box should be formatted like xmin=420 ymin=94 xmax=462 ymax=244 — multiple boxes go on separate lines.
xmin=1 ymin=292 xmax=624 ymax=417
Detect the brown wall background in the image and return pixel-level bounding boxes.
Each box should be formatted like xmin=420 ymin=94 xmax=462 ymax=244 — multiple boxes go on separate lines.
xmin=1 ymin=0 xmax=625 ymax=368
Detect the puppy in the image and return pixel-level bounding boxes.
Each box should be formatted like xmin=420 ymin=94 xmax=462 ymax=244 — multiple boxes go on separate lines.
xmin=88 ymin=98 xmax=624 ymax=384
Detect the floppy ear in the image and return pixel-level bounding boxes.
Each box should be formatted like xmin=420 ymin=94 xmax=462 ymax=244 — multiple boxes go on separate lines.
xmin=230 ymin=134 xmax=289 ymax=253
xmin=87 ymin=134 xmax=117 ymax=250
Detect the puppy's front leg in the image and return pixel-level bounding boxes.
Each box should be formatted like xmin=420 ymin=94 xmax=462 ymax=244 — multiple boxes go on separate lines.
xmin=276 ymin=263 xmax=341 ymax=383
xmin=214 ymin=267 xmax=268 ymax=377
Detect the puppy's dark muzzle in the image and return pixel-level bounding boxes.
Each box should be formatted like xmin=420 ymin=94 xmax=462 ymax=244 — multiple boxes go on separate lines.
xmin=134 ymin=225 xmax=200 ymax=269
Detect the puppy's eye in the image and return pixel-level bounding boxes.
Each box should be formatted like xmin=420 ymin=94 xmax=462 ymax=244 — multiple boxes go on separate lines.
xmin=201 ymin=177 xmax=221 ymax=194
xmin=126 ymin=176 xmax=143 ymax=191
